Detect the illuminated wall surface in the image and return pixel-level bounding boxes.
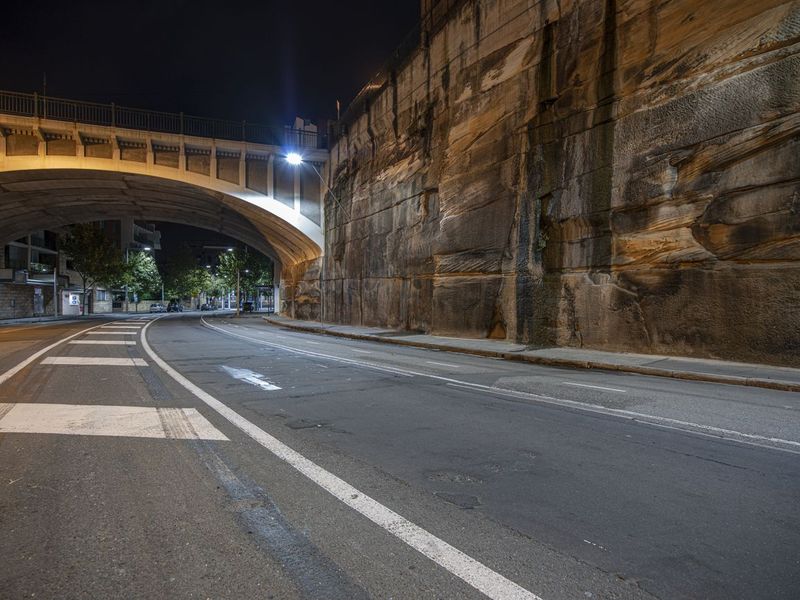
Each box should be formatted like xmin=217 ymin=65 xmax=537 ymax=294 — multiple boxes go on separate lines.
xmin=289 ymin=0 xmax=799 ymax=366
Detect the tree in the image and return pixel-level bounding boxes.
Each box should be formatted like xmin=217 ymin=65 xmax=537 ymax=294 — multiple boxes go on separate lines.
xmin=161 ymin=244 xmax=210 ymax=301
xmin=217 ymin=248 xmax=273 ymax=305
xmin=121 ymin=252 xmax=162 ymax=308
xmin=61 ymin=223 xmax=125 ymax=315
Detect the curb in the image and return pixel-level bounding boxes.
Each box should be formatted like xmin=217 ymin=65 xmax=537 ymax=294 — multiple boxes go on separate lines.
xmin=264 ymin=317 xmax=800 ymax=393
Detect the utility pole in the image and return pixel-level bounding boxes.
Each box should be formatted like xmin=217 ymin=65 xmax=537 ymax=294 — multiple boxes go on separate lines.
xmin=53 ymin=265 xmax=58 ymax=318
xmin=124 ymin=247 xmax=129 ymax=313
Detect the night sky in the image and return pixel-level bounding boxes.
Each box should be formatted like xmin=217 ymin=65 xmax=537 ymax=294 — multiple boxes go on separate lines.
xmin=2 ymin=0 xmax=420 ymax=127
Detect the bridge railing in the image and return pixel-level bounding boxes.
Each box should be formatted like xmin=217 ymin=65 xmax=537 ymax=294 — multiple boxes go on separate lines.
xmin=0 ymin=90 xmax=327 ymax=149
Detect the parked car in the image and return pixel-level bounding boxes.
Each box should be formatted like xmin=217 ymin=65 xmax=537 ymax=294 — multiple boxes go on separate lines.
xmin=200 ymin=303 xmax=213 ymax=311
xmin=149 ymin=303 xmax=166 ymax=313
xmin=241 ymin=301 xmax=254 ymax=313
xmin=167 ymin=300 xmax=183 ymax=312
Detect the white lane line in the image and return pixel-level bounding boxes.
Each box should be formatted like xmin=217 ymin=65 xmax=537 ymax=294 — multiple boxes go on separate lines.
xmin=204 ymin=320 xmax=800 ymax=454
xmin=0 ymin=323 xmax=106 ymax=386
xmin=85 ymin=331 xmax=138 ymax=336
xmin=144 ymin=320 xmax=540 ymax=600
xmin=444 ymin=383 xmax=800 ymax=453
xmin=351 ymin=349 xmax=372 ymax=354
xmin=562 ymin=382 xmax=627 ymax=393
xmin=305 ymin=340 xmax=321 ymax=345
xmin=69 ymin=340 xmax=137 ymax=346
xmin=101 ymin=325 xmax=144 ymax=329
xmin=0 ymin=403 xmax=227 ymax=440
xmin=203 ymin=321 xmax=412 ymax=377
xmin=42 ymin=357 xmax=148 ymax=366
xmin=426 ymin=360 xmax=462 ymax=368
xmin=221 ymin=365 xmax=281 ymax=391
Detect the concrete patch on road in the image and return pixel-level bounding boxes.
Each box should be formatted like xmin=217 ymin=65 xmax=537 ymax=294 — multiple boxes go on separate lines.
xmin=0 ymin=403 xmax=228 ymax=440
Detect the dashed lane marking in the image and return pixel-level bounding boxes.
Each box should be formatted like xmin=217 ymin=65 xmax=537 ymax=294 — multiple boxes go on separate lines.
xmin=42 ymin=357 xmax=148 ymax=366
xmin=85 ymin=331 xmax=138 ymax=335
xmin=0 ymin=403 xmax=227 ymax=440
xmin=426 ymin=361 xmax=462 ymax=368
xmin=144 ymin=319 xmax=542 ymax=600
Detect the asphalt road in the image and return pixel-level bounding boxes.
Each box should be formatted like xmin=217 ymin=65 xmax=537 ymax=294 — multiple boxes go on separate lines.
xmin=0 ymin=314 xmax=798 ymax=599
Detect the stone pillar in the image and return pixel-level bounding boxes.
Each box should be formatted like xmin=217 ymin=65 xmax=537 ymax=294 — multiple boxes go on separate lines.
xmin=145 ymin=138 xmax=154 ymax=168
xmin=293 ymin=162 xmax=301 ymax=213
xmin=111 ymin=136 xmax=121 ymax=164
xmin=179 ymin=140 xmax=186 ymax=174
xmin=267 ymin=154 xmax=275 ymax=197
xmin=210 ymin=143 xmax=217 ymax=180
xmin=74 ymin=130 xmax=85 ymax=158
xmin=239 ymin=149 xmax=247 ymax=189
xmin=35 ymin=128 xmax=46 ymax=159
xmin=273 ymin=261 xmax=281 ymax=314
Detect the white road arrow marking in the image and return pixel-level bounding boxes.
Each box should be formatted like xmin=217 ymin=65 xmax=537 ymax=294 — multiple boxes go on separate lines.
xmin=221 ymin=365 xmax=281 ymax=391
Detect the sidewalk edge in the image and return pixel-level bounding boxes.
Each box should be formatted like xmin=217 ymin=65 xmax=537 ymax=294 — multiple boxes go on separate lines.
xmin=263 ymin=317 xmax=800 ymax=393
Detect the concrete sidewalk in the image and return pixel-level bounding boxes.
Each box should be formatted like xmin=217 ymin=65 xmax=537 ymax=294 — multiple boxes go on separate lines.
xmin=264 ymin=315 xmax=800 ymax=393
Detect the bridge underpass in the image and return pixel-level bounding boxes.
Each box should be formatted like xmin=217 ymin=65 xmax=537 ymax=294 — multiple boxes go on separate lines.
xmin=0 ymin=93 xmax=328 ymax=313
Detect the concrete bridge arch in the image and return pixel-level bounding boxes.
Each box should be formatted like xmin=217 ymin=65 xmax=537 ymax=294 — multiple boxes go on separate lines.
xmin=0 ymin=111 xmax=328 ymax=305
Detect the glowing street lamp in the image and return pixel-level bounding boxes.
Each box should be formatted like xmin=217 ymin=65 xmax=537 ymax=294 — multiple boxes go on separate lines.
xmin=286 ymin=152 xmax=303 ymax=166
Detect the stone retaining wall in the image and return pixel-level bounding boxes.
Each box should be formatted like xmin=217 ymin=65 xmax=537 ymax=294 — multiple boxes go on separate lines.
xmin=289 ymin=0 xmax=800 ymax=366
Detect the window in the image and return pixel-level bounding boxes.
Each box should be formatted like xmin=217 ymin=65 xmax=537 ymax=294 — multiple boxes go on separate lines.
xmin=96 ymin=290 xmax=108 ymax=301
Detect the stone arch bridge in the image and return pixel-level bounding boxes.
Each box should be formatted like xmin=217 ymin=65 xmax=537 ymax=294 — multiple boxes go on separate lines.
xmin=0 ymin=91 xmax=328 ymax=309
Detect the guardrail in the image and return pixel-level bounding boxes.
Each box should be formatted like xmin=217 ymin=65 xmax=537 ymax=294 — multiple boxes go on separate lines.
xmin=0 ymin=90 xmax=327 ymax=149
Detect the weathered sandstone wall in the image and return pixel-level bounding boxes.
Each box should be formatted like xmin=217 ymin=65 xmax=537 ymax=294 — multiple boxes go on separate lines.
xmin=288 ymin=0 xmax=800 ymax=366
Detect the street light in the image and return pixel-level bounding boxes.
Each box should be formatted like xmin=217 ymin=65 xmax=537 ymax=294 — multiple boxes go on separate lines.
xmin=286 ymin=153 xmax=349 ymax=325
xmin=235 ymin=267 xmax=250 ymax=317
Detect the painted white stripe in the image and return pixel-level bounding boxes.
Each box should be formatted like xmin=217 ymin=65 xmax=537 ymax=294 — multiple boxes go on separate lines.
xmin=350 ymin=348 xmax=372 ymax=354
xmin=0 ymin=403 xmax=227 ymax=440
xmin=221 ymin=365 xmax=281 ymax=391
xmin=202 ymin=320 xmax=413 ymax=378
xmin=561 ymin=382 xmax=627 ymax=393
xmin=0 ymin=323 xmax=106 ymax=386
xmin=426 ymin=361 xmax=462 ymax=368
xmin=85 ymin=331 xmax=138 ymax=335
xmin=42 ymin=357 xmax=148 ymax=366
xmin=101 ymin=325 xmax=144 ymax=329
xmin=143 ymin=320 xmax=540 ymax=600
xmin=444 ymin=383 xmax=800 ymax=452
xmin=305 ymin=340 xmax=321 ymax=345
xmin=69 ymin=340 xmax=136 ymax=346
xmin=204 ymin=319 xmax=800 ymax=454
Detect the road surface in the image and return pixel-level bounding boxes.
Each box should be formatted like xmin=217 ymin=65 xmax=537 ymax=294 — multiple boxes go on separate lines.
xmin=1 ymin=314 xmax=798 ymax=599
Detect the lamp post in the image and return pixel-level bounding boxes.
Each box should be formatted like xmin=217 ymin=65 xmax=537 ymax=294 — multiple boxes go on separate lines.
xmin=286 ymin=152 xmax=346 ymax=325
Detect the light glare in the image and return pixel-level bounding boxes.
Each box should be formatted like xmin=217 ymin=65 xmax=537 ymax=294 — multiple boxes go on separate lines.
xmin=286 ymin=152 xmax=303 ymax=165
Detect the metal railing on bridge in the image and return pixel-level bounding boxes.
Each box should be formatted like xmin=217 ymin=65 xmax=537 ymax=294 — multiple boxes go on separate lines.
xmin=0 ymin=90 xmax=327 ymax=149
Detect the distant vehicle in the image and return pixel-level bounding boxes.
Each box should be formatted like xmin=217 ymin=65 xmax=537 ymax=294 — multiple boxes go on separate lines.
xmin=167 ymin=300 xmax=183 ymax=313
xmin=200 ymin=303 xmax=213 ymax=311
xmin=242 ymin=301 xmax=254 ymax=313
xmin=149 ymin=303 xmax=166 ymax=313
